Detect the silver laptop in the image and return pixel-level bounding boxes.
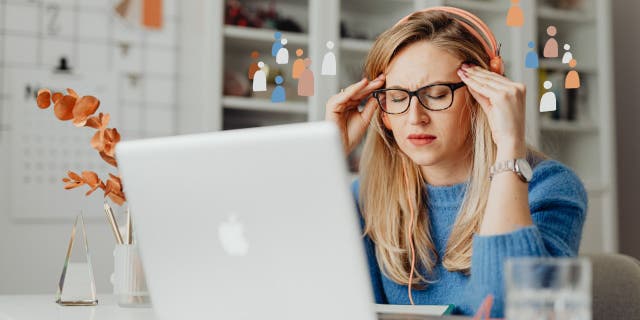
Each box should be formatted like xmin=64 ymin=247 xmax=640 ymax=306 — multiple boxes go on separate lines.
xmin=115 ymin=121 xmax=377 ymax=320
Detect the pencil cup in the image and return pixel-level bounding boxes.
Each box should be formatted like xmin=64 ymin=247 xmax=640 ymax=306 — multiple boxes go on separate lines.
xmin=112 ymin=244 xmax=151 ymax=307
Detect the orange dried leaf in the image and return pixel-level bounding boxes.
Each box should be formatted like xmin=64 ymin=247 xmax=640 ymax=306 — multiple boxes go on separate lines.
xmin=85 ymin=185 xmax=100 ymax=196
xmin=107 ymin=191 xmax=126 ymax=205
xmin=54 ymin=95 xmax=77 ymax=121
xmin=90 ymin=130 xmax=104 ymax=151
xmin=64 ymin=181 xmax=83 ymax=190
xmin=67 ymin=88 xmax=79 ymax=98
xmin=108 ymin=174 xmax=122 ymax=188
xmin=102 ymin=113 xmax=111 ymax=127
xmin=67 ymin=171 xmax=82 ymax=181
xmin=36 ymin=89 xmax=51 ymax=109
xmin=62 ymin=178 xmax=71 ymax=183
xmin=100 ymin=151 xmax=118 ymax=167
xmin=52 ymin=92 xmax=63 ymax=103
xmin=72 ymin=96 xmax=100 ymax=127
xmin=81 ymin=171 xmax=101 ymax=188
xmin=85 ymin=116 xmax=101 ymax=129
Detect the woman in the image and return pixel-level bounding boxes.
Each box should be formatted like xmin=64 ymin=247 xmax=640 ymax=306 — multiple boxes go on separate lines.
xmin=325 ymin=7 xmax=587 ymax=317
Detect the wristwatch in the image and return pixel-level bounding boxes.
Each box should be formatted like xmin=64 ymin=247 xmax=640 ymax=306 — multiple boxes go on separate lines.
xmin=489 ymin=158 xmax=533 ymax=182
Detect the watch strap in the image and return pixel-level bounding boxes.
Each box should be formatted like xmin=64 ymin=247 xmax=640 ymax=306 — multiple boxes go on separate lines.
xmin=490 ymin=159 xmax=521 ymax=181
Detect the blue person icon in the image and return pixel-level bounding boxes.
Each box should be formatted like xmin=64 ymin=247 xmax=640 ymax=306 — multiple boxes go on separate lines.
xmin=525 ymin=41 xmax=539 ymax=69
xmin=271 ymin=75 xmax=286 ymax=103
xmin=272 ymin=32 xmax=283 ymax=57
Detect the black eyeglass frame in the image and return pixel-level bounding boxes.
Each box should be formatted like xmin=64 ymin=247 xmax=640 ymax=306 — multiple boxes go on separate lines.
xmin=372 ymin=82 xmax=467 ymax=114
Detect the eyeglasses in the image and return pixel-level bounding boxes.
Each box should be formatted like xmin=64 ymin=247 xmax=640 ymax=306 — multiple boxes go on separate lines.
xmin=372 ymin=82 xmax=466 ymax=114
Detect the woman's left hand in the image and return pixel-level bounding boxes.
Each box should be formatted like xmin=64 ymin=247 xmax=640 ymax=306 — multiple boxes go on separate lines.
xmin=457 ymin=63 xmax=526 ymax=158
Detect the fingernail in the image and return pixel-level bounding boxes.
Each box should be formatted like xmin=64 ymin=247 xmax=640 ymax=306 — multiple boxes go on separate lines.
xmin=461 ymin=63 xmax=470 ymax=69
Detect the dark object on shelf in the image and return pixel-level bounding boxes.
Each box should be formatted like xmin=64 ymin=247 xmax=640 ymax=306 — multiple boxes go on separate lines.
xmin=542 ymin=0 xmax=585 ymax=10
xmin=339 ymin=20 xmax=371 ymax=40
xmin=340 ymin=21 xmax=348 ymax=38
xmin=224 ymin=69 xmax=250 ymax=97
xmin=566 ymin=89 xmax=578 ymax=121
xmin=275 ymin=18 xmax=302 ymax=33
xmin=225 ymin=0 xmax=304 ymax=33
xmin=225 ymin=0 xmax=260 ymax=28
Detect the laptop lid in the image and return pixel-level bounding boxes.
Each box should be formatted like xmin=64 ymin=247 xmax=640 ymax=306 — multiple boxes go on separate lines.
xmin=116 ymin=121 xmax=376 ymax=320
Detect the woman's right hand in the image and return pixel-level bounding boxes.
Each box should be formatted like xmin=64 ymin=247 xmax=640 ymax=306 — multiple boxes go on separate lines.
xmin=325 ymin=74 xmax=386 ymax=155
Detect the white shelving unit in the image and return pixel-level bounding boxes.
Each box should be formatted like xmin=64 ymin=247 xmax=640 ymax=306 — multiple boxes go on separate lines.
xmin=178 ymin=0 xmax=617 ymax=254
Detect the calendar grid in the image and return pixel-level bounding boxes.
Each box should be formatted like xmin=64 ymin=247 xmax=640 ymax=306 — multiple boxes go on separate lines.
xmin=0 ymin=0 xmax=180 ymax=221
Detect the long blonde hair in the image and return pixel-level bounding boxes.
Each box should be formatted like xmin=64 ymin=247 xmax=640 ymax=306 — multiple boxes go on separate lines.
xmin=359 ymin=10 xmax=540 ymax=288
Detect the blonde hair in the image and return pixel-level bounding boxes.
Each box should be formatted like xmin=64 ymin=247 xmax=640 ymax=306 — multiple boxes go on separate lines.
xmin=358 ymin=10 xmax=542 ymax=288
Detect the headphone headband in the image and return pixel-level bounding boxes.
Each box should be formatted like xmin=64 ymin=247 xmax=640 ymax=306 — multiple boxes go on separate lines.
xmin=393 ymin=6 xmax=504 ymax=74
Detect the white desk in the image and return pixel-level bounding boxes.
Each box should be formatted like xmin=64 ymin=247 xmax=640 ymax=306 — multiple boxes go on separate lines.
xmin=0 ymin=295 xmax=473 ymax=320
xmin=0 ymin=294 xmax=156 ymax=320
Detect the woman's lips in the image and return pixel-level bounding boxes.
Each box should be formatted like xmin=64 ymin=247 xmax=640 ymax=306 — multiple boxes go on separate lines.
xmin=407 ymin=134 xmax=436 ymax=146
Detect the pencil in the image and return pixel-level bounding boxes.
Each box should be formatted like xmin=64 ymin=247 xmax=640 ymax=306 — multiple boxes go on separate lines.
xmin=104 ymin=202 xmax=124 ymax=245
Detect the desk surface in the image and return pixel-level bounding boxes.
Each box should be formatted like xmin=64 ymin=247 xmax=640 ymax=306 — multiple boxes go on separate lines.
xmin=0 ymin=294 xmax=155 ymax=320
xmin=0 ymin=294 xmax=471 ymax=320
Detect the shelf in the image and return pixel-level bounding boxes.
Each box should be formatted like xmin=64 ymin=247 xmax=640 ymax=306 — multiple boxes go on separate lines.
xmin=444 ymin=0 xmax=506 ymax=14
xmin=222 ymin=96 xmax=308 ymax=114
xmin=341 ymin=0 xmax=413 ymax=14
xmin=223 ymin=25 xmax=308 ymax=46
xmin=539 ymin=60 xmax=597 ymax=74
xmin=340 ymin=38 xmax=374 ymax=54
xmin=537 ymin=6 xmax=595 ymax=23
xmin=539 ymin=118 xmax=598 ymax=133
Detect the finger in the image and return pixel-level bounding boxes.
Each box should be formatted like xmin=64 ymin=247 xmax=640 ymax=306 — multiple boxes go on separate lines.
xmin=462 ymin=68 xmax=511 ymax=92
xmin=466 ymin=85 xmax=491 ymax=113
xmin=357 ymin=97 xmax=379 ymax=126
xmin=463 ymin=65 xmax=512 ymax=87
xmin=458 ymin=69 xmax=503 ymax=100
xmin=350 ymin=75 xmax=386 ymax=101
xmin=332 ymin=78 xmax=370 ymax=105
xmin=334 ymin=75 xmax=385 ymax=111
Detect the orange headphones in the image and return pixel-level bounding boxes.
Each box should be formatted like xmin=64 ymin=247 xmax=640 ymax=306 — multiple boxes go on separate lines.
xmin=391 ymin=7 xmax=502 ymax=305
xmin=394 ymin=6 xmax=504 ymax=75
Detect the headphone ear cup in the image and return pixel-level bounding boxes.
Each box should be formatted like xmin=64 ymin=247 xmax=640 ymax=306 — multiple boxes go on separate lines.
xmin=490 ymin=56 xmax=504 ymax=75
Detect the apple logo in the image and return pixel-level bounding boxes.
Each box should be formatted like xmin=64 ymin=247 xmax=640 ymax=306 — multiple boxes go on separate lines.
xmin=218 ymin=213 xmax=249 ymax=256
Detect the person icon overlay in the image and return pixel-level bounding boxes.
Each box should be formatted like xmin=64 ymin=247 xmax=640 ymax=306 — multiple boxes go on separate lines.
xmin=271 ymin=32 xmax=282 ymax=57
xmin=525 ymin=41 xmax=539 ymax=69
xmin=298 ymin=58 xmax=314 ymax=97
xmin=506 ymin=0 xmax=524 ymax=27
xmin=292 ymin=48 xmax=305 ymax=79
xmin=562 ymin=44 xmax=573 ymax=64
xmin=271 ymin=75 xmax=286 ymax=103
xmin=565 ymin=59 xmax=580 ymax=89
xmin=248 ymin=51 xmax=260 ymax=80
xmin=276 ymin=38 xmax=289 ymax=64
xmin=252 ymin=61 xmax=267 ymax=92
xmin=539 ymin=80 xmax=557 ymax=112
xmin=321 ymin=41 xmax=336 ymax=76
xmin=543 ymin=25 xmax=559 ymax=58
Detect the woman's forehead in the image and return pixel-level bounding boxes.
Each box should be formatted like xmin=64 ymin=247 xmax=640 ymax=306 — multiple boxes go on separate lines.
xmin=385 ymin=41 xmax=462 ymax=88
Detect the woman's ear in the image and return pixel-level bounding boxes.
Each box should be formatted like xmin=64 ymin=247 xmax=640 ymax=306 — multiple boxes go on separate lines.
xmin=382 ymin=112 xmax=393 ymax=130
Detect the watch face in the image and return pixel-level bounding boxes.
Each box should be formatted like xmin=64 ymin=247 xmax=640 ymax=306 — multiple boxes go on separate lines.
xmin=516 ymin=159 xmax=533 ymax=182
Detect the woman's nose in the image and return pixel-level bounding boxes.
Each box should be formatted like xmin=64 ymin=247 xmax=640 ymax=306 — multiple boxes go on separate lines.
xmin=407 ymin=96 xmax=430 ymax=125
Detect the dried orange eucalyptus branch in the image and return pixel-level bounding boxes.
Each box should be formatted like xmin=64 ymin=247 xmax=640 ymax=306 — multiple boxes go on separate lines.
xmin=36 ymin=88 xmax=126 ymax=205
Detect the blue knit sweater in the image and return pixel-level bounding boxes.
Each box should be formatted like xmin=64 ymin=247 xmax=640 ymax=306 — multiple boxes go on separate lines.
xmin=351 ymin=160 xmax=587 ymax=317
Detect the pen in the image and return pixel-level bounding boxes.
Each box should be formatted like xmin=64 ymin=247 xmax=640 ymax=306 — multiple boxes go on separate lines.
xmin=126 ymin=208 xmax=133 ymax=245
xmin=104 ymin=201 xmax=124 ymax=245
